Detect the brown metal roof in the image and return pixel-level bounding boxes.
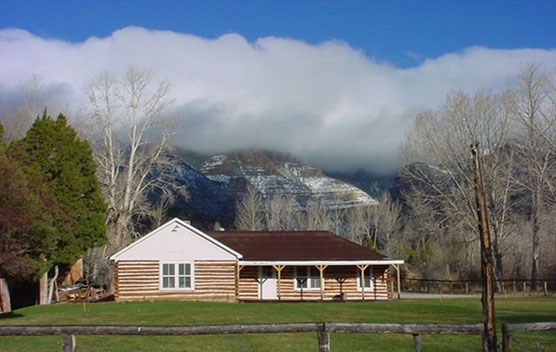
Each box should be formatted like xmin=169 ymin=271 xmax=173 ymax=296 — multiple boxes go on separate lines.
xmin=206 ymin=231 xmax=387 ymax=261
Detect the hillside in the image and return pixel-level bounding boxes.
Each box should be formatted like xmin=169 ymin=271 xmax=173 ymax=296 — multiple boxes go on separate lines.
xmin=159 ymin=148 xmax=379 ymax=229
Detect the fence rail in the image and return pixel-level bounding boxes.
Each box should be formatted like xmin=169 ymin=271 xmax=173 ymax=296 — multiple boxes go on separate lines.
xmin=3 ymin=322 xmax=554 ymax=352
xmin=0 ymin=323 xmax=483 ymax=352
xmin=402 ymin=278 xmax=555 ymax=295
xmin=502 ymin=322 xmax=556 ymax=352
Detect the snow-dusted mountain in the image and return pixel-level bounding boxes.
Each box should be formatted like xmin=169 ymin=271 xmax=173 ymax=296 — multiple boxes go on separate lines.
xmin=199 ymin=150 xmax=377 ymax=208
xmin=160 ymin=149 xmax=379 ymax=229
xmin=150 ymin=150 xmax=236 ymax=228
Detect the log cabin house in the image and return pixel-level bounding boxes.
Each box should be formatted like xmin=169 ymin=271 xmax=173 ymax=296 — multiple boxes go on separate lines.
xmin=110 ymin=218 xmax=404 ymax=302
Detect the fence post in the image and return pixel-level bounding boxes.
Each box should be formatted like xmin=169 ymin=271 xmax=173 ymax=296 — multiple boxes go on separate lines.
xmin=502 ymin=324 xmax=511 ymax=352
xmin=412 ymin=333 xmax=423 ymax=352
xmin=0 ymin=278 xmax=11 ymax=313
xmin=318 ymin=323 xmax=330 ymax=352
xmin=62 ymin=334 xmax=76 ymax=352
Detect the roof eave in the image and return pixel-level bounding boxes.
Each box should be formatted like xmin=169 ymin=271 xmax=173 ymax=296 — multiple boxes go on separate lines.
xmin=239 ymin=259 xmax=404 ymax=266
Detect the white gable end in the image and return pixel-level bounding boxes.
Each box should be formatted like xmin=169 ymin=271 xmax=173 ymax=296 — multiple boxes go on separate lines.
xmin=110 ymin=219 xmax=240 ymax=262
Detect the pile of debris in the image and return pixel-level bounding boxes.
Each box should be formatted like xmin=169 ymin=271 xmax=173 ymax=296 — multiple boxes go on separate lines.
xmin=58 ymin=282 xmax=106 ymax=302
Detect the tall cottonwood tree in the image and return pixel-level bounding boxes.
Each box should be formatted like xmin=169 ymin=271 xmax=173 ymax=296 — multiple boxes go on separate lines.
xmin=345 ymin=205 xmax=370 ymax=245
xmin=234 ymin=184 xmax=264 ymax=230
xmin=263 ymin=194 xmax=302 ymax=230
xmin=234 ymin=185 xmax=381 ymax=240
xmin=302 ymin=199 xmax=332 ymax=231
xmin=510 ymin=64 xmax=556 ymax=290
xmin=328 ymin=202 xmax=347 ymax=236
xmin=401 ymin=90 xmax=515 ymax=280
xmin=400 ymin=66 xmax=556 ymax=284
xmin=370 ymin=193 xmax=402 ymax=255
xmin=234 ymin=187 xmax=331 ymax=232
xmin=264 ymin=194 xmax=286 ymax=230
xmin=1 ymin=75 xmax=46 ymax=142
xmin=86 ymin=67 xmax=181 ymax=251
xmin=1 ymin=74 xmax=73 ymax=142
xmin=279 ymin=194 xmax=300 ymax=230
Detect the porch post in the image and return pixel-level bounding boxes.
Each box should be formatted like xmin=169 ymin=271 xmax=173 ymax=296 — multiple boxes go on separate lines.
xmin=236 ymin=263 xmax=244 ymax=300
xmin=394 ymin=264 xmax=401 ymax=299
xmin=372 ymin=266 xmax=377 ymax=300
xmin=273 ymin=265 xmax=285 ymax=301
xmin=356 ymin=264 xmax=369 ymax=301
xmin=316 ymin=265 xmax=328 ymax=300
xmin=0 ymin=278 xmax=11 ymax=313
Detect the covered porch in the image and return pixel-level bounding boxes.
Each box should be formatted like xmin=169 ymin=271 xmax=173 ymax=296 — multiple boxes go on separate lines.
xmin=235 ymin=260 xmax=403 ymax=301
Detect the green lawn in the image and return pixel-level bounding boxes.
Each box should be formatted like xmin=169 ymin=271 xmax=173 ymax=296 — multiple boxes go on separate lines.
xmin=1 ymin=297 xmax=555 ymax=351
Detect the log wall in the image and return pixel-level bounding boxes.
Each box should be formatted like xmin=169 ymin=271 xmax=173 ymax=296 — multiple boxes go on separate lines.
xmin=114 ymin=260 xmax=236 ymax=302
xmin=114 ymin=261 xmax=392 ymax=302
xmin=237 ymin=266 xmax=259 ymax=300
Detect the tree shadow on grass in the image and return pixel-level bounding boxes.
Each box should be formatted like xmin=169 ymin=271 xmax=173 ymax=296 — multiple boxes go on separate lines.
xmin=501 ymin=314 xmax=556 ymax=324
xmin=0 ymin=312 xmax=23 ymax=319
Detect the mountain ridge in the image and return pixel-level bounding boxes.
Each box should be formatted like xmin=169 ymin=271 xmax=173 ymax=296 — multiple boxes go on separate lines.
xmin=161 ymin=148 xmax=388 ymax=229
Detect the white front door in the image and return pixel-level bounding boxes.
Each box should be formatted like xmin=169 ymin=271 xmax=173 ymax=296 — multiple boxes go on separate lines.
xmin=260 ymin=266 xmax=277 ymax=300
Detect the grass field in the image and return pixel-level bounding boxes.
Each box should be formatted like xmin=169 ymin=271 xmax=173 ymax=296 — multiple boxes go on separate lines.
xmin=1 ymin=296 xmax=555 ymax=351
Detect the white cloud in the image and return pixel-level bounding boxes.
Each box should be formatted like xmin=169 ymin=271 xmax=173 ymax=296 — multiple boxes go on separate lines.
xmin=1 ymin=26 xmax=556 ymax=173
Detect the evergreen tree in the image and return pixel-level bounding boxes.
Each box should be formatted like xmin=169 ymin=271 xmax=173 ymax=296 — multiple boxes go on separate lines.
xmin=0 ymin=140 xmax=52 ymax=278
xmin=0 ymin=122 xmax=56 ymax=310
xmin=12 ymin=112 xmax=107 ymax=271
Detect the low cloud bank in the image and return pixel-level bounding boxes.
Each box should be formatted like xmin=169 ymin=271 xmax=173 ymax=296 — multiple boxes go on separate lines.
xmin=2 ymin=26 xmax=556 ymax=173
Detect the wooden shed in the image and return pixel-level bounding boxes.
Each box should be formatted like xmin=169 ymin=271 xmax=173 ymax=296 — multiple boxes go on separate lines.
xmin=110 ymin=218 xmax=403 ymax=302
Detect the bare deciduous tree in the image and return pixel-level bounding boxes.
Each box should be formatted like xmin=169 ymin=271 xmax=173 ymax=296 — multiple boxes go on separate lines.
xmin=345 ymin=205 xmax=369 ymax=245
xmin=86 ymin=67 xmax=180 ymax=252
xmin=265 ymin=194 xmax=286 ymax=230
xmin=370 ymin=193 xmax=402 ymax=255
xmin=510 ymin=63 xmax=556 ymax=290
xmin=401 ymin=89 xmax=516 ymax=280
xmin=234 ymin=184 xmax=264 ymax=230
xmin=280 ymin=194 xmax=301 ymax=230
xmin=399 ymin=65 xmax=556 ymax=286
xmin=1 ymin=75 xmax=51 ymax=141
xmin=302 ymin=199 xmax=331 ymax=231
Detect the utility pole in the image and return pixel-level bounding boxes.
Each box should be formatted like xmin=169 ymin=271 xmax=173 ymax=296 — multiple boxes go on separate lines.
xmin=471 ymin=143 xmax=497 ymax=352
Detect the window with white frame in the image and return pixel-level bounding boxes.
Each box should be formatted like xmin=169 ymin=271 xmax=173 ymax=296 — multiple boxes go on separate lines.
xmin=295 ymin=266 xmax=321 ymax=289
xmin=358 ymin=267 xmax=374 ymax=290
xmin=161 ymin=263 xmax=192 ymax=289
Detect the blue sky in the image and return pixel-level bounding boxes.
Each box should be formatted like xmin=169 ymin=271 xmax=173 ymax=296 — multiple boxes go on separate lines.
xmin=1 ymin=1 xmax=556 ymax=173
xmin=2 ymin=1 xmax=555 ymax=67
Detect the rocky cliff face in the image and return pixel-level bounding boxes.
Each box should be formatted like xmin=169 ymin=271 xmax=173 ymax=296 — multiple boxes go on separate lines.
xmin=199 ymin=150 xmax=377 ymax=209
xmin=160 ymin=148 xmax=378 ymax=229
xmin=151 ymin=150 xmax=236 ymax=229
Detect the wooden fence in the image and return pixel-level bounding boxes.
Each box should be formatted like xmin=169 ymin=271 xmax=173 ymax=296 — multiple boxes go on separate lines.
xmin=402 ymin=278 xmax=555 ymax=295
xmin=502 ymin=322 xmax=556 ymax=352
xmin=3 ymin=322 xmax=555 ymax=351
xmin=0 ymin=322 xmax=483 ymax=352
